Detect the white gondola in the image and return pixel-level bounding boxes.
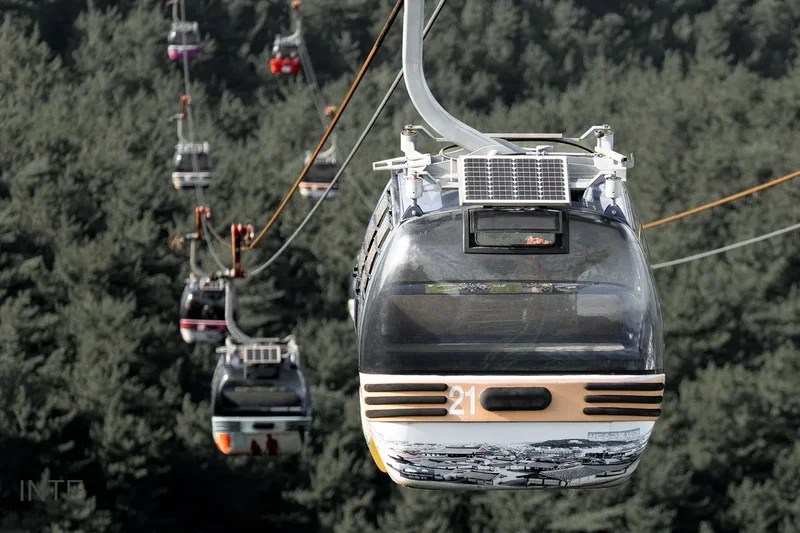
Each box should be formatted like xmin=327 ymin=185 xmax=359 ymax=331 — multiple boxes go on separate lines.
xmin=299 ymin=144 xmax=340 ymax=199
xmin=172 ymin=142 xmax=213 ymax=190
xmin=211 ymin=337 xmax=311 ymax=456
xmin=352 ymin=0 xmax=664 ymax=490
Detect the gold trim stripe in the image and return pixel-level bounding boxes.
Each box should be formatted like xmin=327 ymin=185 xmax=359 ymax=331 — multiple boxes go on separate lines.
xmin=360 ymin=374 xmax=665 ymax=423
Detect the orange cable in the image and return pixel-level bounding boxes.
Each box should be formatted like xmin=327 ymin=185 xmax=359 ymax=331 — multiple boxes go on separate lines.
xmin=246 ymin=0 xmax=405 ymax=250
xmin=643 ymin=170 xmax=800 ymax=229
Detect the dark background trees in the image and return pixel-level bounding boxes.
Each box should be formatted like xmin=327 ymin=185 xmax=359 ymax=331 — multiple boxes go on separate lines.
xmin=0 ymin=0 xmax=798 ymax=531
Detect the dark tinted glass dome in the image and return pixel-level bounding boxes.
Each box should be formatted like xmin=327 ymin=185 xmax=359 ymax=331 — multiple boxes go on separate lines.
xmin=359 ymin=208 xmax=664 ymax=375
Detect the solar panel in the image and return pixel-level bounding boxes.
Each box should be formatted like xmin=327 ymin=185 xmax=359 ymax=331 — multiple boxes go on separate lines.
xmin=458 ymin=155 xmax=570 ymax=205
xmin=243 ymin=344 xmax=281 ymax=365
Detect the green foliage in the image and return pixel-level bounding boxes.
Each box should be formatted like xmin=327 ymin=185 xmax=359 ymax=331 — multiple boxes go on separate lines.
xmin=1 ymin=0 xmax=799 ymax=531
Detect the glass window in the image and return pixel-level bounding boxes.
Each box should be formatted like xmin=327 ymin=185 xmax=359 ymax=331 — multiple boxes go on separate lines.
xmin=175 ymin=152 xmax=211 ymax=173
xmin=473 ymin=231 xmax=556 ymax=247
xmin=169 ymin=29 xmax=200 ymax=46
xmin=182 ymin=290 xmax=226 ymax=320
xmin=359 ymin=209 xmax=663 ymax=375
xmin=305 ymin=163 xmax=338 ymax=183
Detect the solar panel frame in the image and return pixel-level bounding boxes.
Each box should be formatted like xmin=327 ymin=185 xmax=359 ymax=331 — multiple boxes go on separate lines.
xmin=243 ymin=344 xmax=282 ymax=365
xmin=458 ymin=155 xmax=570 ymax=206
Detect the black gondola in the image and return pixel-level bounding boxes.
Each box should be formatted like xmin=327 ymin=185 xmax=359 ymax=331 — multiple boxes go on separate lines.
xmin=299 ymin=149 xmax=339 ymax=199
xmin=356 ymin=146 xmax=664 ymax=489
xmin=179 ymin=277 xmax=238 ymax=344
xmin=172 ymin=142 xmax=212 ymax=189
xmin=211 ymin=338 xmax=311 ymax=456
xmin=353 ymin=0 xmax=664 ymax=491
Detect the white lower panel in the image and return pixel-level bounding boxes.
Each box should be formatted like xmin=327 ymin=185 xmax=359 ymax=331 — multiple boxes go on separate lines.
xmin=367 ymin=421 xmax=654 ymax=489
xmin=298 ymin=188 xmax=338 ymax=199
xmin=172 ymin=174 xmax=212 ymax=189
xmin=212 ymin=416 xmax=310 ymax=456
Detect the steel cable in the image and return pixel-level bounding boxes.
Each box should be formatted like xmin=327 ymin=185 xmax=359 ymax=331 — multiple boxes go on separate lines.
xmin=651 ymin=222 xmax=800 ymax=270
xmin=247 ymin=0 xmax=448 ymax=277
xmin=246 ymin=0 xmax=405 ymax=251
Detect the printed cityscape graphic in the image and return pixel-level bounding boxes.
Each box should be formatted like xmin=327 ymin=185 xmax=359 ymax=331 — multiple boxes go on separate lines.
xmin=380 ymin=428 xmax=650 ymax=488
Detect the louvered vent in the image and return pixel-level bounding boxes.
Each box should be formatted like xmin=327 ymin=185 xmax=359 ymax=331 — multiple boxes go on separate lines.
xmin=458 ymin=155 xmax=570 ymax=205
xmin=212 ymin=419 xmax=242 ymax=432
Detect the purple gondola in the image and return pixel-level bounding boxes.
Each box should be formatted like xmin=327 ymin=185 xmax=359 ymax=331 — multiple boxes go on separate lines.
xmin=168 ymin=21 xmax=201 ymax=61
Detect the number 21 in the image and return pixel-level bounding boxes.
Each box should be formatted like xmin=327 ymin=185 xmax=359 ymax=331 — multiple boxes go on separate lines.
xmin=449 ymin=385 xmax=475 ymax=415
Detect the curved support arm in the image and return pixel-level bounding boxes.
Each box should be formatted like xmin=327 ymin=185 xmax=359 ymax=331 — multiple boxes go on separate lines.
xmin=319 ymin=135 xmax=337 ymax=160
xmin=170 ymin=114 xmax=186 ymax=144
xmin=403 ymin=0 xmax=522 ymax=155
xmin=189 ymin=239 xmax=209 ymax=278
xmin=224 ymin=280 xmax=281 ymax=344
xmin=224 ymin=280 xmax=252 ymax=344
xmin=286 ymin=4 xmax=302 ymax=43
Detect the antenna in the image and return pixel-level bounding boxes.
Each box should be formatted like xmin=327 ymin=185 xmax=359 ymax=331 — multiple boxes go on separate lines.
xmin=402 ymin=0 xmax=522 ymax=155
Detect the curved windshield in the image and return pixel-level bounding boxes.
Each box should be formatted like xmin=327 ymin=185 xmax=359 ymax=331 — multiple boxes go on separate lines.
xmin=169 ymin=30 xmax=200 ymax=46
xmin=304 ymin=164 xmax=339 ymax=184
xmin=181 ymin=288 xmax=238 ymax=321
xmin=213 ymin=365 xmax=308 ymax=416
xmin=175 ymin=152 xmax=211 ymax=173
xmin=272 ymin=45 xmax=299 ymax=58
xmin=359 ymin=209 xmax=663 ymax=375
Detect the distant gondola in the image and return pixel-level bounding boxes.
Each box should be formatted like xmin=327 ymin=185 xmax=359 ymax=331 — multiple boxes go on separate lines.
xmin=211 ymin=338 xmax=311 ymax=456
xmin=352 ymin=0 xmax=665 ymax=491
xmin=269 ymin=0 xmax=303 ymax=75
xmin=179 ymin=277 xmax=237 ymax=344
xmin=167 ymin=21 xmax=201 ymax=61
xmin=298 ymin=149 xmax=339 ymax=199
xmin=269 ymin=41 xmax=302 ymax=75
xmin=172 ymin=142 xmax=212 ymax=189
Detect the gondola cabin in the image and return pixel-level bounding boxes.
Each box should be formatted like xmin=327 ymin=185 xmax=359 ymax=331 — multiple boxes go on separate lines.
xmin=353 ymin=127 xmax=664 ymax=490
xmin=172 ymin=142 xmax=212 ymax=189
xmin=179 ymin=277 xmax=237 ymax=344
xmin=168 ymin=21 xmax=201 ymax=61
xmin=298 ymin=150 xmax=339 ymax=199
xmin=354 ymin=0 xmax=663 ymax=490
xmin=211 ymin=338 xmax=311 ymax=456
xmin=269 ymin=40 xmax=302 ymax=75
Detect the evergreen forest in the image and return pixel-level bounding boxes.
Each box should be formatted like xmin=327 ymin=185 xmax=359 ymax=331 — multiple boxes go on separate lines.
xmin=1 ymin=0 xmax=799 ymax=531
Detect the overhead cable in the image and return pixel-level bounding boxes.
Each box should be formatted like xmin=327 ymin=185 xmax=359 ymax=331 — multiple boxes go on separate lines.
xmin=246 ymin=0 xmax=405 ymax=251
xmin=644 ymin=170 xmax=800 ymax=229
xmin=293 ymin=6 xmax=373 ymax=207
xmin=174 ymin=0 xmax=232 ymax=265
xmin=651 ymin=221 xmax=800 ymax=270
xmin=247 ymin=0 xmax=448 ymax=277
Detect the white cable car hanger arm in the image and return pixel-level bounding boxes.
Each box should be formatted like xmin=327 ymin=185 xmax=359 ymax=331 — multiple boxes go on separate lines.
xmin=372 ymin=0 xmax=635 ymax=210
xmin=402 ymin=0 xmax=522 ymax=156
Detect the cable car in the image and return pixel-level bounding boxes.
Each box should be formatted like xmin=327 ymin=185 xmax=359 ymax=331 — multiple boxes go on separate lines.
xmin=172 ymin=142 xmax=212 ymax=189
xmin=298 ymin=147 xmax=339 ymax=199
xmin=354 ymin=0 xmax=664 ymax=490
xmin=168 ymin=21 xmax=201 ymax=61
xmin=269 ymin=1 xmax=303 ymax=75
xmin=211 ymin=338 xmax=312 ymax=456
xmin=269 ymin=39 xmax=302 ymax=75
xmin=179 ymin=277 xmax=238 ymax=344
